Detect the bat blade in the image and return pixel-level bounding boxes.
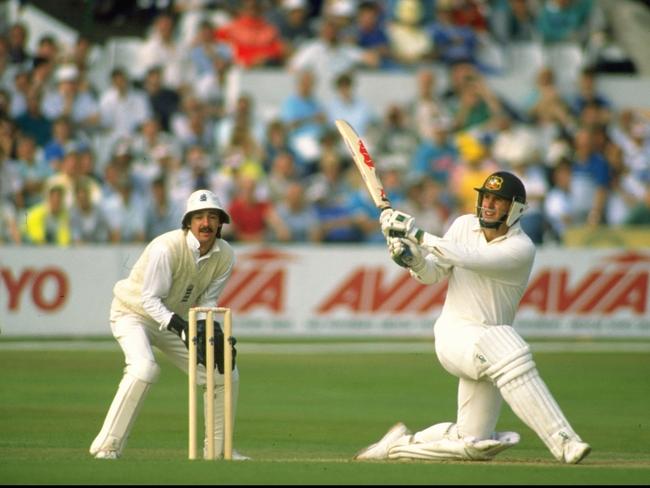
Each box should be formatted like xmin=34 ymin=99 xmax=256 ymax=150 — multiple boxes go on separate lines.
xmin=334 ymin=119 xmax=391 ymax=211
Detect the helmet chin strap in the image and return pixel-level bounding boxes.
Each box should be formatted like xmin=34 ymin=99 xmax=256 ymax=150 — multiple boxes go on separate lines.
xmin=479 ymin=214 xmax=507 ymax=229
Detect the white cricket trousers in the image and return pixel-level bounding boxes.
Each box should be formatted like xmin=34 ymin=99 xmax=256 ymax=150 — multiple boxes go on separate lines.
xmin=90 ymin=309 xmax=239 ymax=456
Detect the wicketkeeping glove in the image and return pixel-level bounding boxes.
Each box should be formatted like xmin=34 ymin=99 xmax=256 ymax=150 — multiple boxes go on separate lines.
xmin=167 ymin=313 xmax=189 ymax=347
xmin=388 ymin=237 xmax=425 ymax=271
xmin=195 ymin=319 xmax=237 ymax=374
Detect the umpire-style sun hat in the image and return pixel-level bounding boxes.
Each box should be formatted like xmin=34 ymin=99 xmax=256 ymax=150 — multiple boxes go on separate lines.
xmin=181 ymin=189 xmax=231 ymax=229
xmin=474 ymin=171 xmax=527 ymax=228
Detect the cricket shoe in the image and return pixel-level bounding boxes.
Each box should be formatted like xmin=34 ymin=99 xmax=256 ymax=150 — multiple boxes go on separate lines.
xmin=563 ymin=440 xmax=591 ymax=464
xmin=202 ymin=447 xmax=252 ymax=461
xmin=354 ymin=422 xmax=411 ymax=460
xmin=232 ymin=450 xmax=251 ymax=461
xmin=94 ymin=450 xmax=120 ymax=460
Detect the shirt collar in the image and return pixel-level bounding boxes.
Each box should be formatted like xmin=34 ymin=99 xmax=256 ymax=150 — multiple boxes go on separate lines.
xmin=471 ymin=216 xmax=523 ymax=243
xmin=185 ymin=230 xmax=221 ymax=261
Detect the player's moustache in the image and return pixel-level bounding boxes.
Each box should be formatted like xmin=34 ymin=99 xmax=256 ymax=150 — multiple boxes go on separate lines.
xmin=200 ymin=226 xmax=213 ymax=233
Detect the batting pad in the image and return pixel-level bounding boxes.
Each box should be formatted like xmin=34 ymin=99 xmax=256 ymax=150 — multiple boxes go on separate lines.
xmin=90 ymin=373 xmax=151 ymax=456
xmin=476 ymin=326 xmax=581 ymax=461
xmin=387 ymin=434 xmax=520 ymax=461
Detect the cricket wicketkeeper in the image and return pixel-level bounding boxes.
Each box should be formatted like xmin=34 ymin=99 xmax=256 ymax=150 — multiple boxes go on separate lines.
xmin=90 ymin=189 xmax=249 ymax=460
xmin=355 ymin=171 xmax=591 ymax=464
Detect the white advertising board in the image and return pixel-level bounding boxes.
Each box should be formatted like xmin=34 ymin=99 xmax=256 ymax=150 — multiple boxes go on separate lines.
xmin=1 ymin=245 xmax=649 ymax=337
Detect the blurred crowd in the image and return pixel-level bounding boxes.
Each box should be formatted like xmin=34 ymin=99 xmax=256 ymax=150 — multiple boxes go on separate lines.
xmin=1 ymin=0 xmax=650 ymax=247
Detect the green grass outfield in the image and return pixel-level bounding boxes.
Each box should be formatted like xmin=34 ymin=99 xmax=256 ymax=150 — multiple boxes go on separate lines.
xmin=1 ymin=338 xmax=649 ymax=485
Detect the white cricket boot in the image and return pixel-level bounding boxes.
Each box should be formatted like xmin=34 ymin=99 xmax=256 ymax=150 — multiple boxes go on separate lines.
xmin=354 ymin=422 xmax=411 ymax=460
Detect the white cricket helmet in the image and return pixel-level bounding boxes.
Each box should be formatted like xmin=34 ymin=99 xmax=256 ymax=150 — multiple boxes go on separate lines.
xmin=181 ymin=189 xmax=230 ymax=229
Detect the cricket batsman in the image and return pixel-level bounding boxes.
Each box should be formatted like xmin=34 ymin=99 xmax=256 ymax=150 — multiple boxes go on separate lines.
xmin=355 ymin=171 xmax=591 ymax=464
xmin=90 ymin=189 xmax=249 ymax=460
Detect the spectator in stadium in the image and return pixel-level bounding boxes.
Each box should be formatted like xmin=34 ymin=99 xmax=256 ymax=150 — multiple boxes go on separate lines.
xmin=22 ymin=184 xmax=71 ymax=246
xmin=213 ymin=0 xmax=287 ymax=68
xmin=399 ymin=174 xmax=450 ymax=238
xmin=624 ymin=182 xmax=650 ymax=225
xmin=29 ymin=34 xmax=60 ymax=92
xmin=170 ymin=95 xmax=216 ymax=154
xmin=142 ymin=66 xmax=181 ymax=132
xmin=8 ymin=69 xmax=29 ymax=118
xmin=12 ymin=133 xmax=52 ymax=210
xmin=102 ymin=175 xmax=148 ymax=243
xmin=99 ymin=67 xmax=153 ymax=147
xmin=449 ymin=132 xmax=499 ymax=214
xmin=261 ymin=118 xmax=299 ymax=174
xmin=69 ymin=180 xmax=111 ymax=244
xmin=325 ymin=71 xmax=377 ymax=138
xmin=214 ymin=93 xmax=266 ymax=158
xmin=14 ymin=89 xmax=52 ymax=147
xmin=288 ymin=18 xmax=379 ymax=92
xmin=568 ymin=66 xmax=613 ymax=123
xmin=403 ymin=67 xmax=451 ymax=141
xmin=447 ymin=67 xmax=505 ymax=133
xmin=427 ymin=0 xmax=481 ymax=68
xmin=273 ymin=179 xmax=323 ymax=242
xmin=0 ymin=143 xmax=21 ymax=211
xmin=267 ymin=150 xmax=300 ymax=203
xmin=0 ymin=196 xmax=21 ymax=244
xmin=372 ymin=103 xmax=419 ymax=173
xmin=7 ymin=22 xmax=31 ymax=67
xmin=188 ymin=19 xmax=234 ymax=80
xmin=522 ymin=66 xmax=576 ymax=141
xmin=410 ymin=119 xmax=458 ymax=187
xmin=45 ymin=144 xmax=103 ymax=209
xmin=279 ymin=69 xmax=328 ymax=172
xmin=41 ymin=63 xmax=100 ymax=135
xmin=226 ymin=172 xmax=289 ymax=242
xmin=129 ymin=117 xmax=182 ymax=177
xmin=569 ymin=126 xmax=612 ymax=226
xmin=603 ymin=140 xmax=641 ymax=226
xmin=490 ymin=0 xmax=540 ymax=46
xmin=43 ymin=116 xmax=78 ymax=170
xmin=271 ymin=0 xmax=316 ymax=57
xmin=0 ymin=116 xmax=17 ymax=160
xmin=306 ymin=152 xmax=362 ymax=243
xmin=145 ymin=175 xmax=184 ymax=240
xmin=536 ymin=0 xmax=602 ymax=45
xmin=608 ymin=109 xmax=650 ymax=185
xmin=138 ymin=12 xmax=188 ymax=89
xmin=385 ymin=0 xmax=433 ymax=67
xmin=543 ymin=157 xmax=575 ymax=241
xmin=354 ymin=0 xmax=395 ymax=70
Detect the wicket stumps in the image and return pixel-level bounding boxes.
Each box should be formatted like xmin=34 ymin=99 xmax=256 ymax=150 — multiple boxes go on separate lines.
xmin=188 ymin=307 xmax=233 ymax=460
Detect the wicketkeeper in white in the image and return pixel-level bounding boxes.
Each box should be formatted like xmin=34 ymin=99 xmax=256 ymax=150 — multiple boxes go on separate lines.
xmin=355 ymin=171 xmax=591 ymax=464
xmin=90 ymin=189 xmax=249 ymax=460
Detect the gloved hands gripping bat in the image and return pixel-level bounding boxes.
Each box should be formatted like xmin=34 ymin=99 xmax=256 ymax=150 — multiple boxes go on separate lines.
xmin=167 ymin=314 xmax=237 ymax=373
xmin=333 ymin=119 xmax=437 ymax=251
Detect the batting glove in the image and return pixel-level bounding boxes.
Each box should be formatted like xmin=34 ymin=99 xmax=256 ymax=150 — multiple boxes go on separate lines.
xmin=380 ymin=209 xmax=417 ymax=241
xmin=388 ymin=237 xmax=425 ymax=271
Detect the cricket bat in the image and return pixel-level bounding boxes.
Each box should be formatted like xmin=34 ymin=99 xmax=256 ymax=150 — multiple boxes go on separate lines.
xmin=334 ymin=119 xmax=434 ymax=247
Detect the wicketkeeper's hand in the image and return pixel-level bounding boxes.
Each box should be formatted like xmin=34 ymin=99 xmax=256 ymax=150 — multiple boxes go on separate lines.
xmin=195 ymin=319 xmax=237 ymax=374
xmin=388 ymin=237 xmax=425 ymax=271
xmin=167 ymin=313 xmax=189 ymax=347
xmin=380 ymin=208 xmax=417 ymax=241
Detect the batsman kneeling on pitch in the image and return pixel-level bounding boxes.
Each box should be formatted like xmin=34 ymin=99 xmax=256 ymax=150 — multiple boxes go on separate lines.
xmin=354 ymin=171 xmax=591 ymax=464
xmin=89 ymin=189 xmax=249 ymax=460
